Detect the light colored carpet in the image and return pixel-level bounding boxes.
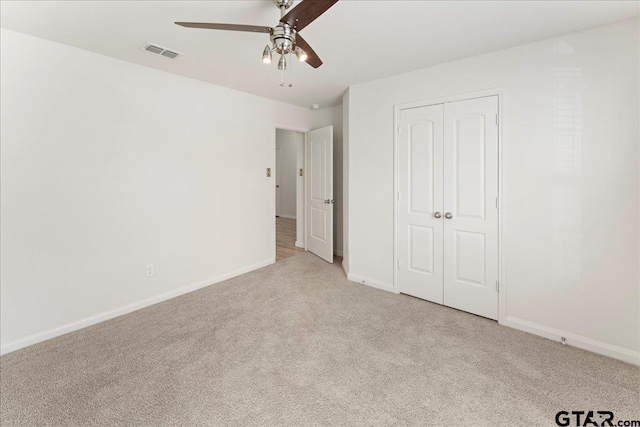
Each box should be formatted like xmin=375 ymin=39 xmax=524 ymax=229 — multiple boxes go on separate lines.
xmin=1 ymin=252 xmax=638 ymax=426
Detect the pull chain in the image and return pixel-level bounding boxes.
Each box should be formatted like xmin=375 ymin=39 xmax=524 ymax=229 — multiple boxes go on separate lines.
xmin=288 ymin=52 xmax=293 ymax=87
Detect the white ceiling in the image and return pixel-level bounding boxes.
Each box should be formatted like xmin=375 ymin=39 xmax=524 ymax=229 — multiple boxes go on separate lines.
xmin=1 ymin=1 xmax=638 ymax=108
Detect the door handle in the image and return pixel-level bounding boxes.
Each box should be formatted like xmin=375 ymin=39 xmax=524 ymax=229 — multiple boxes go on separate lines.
xmin=324 ymin=199 xmax=330 ymax=204
xmin=445 ymin=212 xmax=453 ymax=219
xmin=434 ymin=212 xmax=442 ymax=218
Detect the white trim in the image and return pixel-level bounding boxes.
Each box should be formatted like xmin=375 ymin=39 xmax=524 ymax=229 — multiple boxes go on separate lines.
xmin=341 ymin=260 xmax=349 ymax=278
xmin=0 ymin=258 xmax=274 ymax=356
xmin=295 ymin=240 xmax=304 ymax=248
xmin=392 ymin=88 xmax=505 ymax=311
xmin=335 ymin=249 xmax=343 ymax=257
xmin=347 ymin=272 xmax=396 ymax=294
xmin=277 ymin=214 xmax=296 ymax=220
xmin=501 ymin=316 xmax=640 ymax=366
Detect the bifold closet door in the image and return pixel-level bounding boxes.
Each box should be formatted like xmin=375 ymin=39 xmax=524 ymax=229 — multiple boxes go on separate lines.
xmin=397 ymin=104 xmax=444 ymax=303
xmin=443 ymin=96 xmax=499 ymax=320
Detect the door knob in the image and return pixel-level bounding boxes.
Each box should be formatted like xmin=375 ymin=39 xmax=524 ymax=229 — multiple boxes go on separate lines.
xmin=324 ymin=199 xmax=330 ymax=204
xmin=445 ymin=212 xmax=453 ymax=219
xmin=434 ymin=212 xmax=442 ymax=218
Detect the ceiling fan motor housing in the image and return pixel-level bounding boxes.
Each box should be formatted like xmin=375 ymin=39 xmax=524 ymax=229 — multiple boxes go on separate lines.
xmin=271 ymin=23 xmax=296 ymax=54
xmin=272 ymin=0 xmax=294 ymax=10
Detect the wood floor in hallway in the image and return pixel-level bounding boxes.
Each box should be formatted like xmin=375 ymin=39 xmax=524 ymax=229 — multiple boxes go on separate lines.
xmin=276 ymin=217 xmax=305 ymax=261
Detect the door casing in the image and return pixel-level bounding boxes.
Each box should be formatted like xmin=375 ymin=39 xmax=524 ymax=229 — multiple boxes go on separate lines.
xmin=393 ymin=88 xmax=505 ymax=323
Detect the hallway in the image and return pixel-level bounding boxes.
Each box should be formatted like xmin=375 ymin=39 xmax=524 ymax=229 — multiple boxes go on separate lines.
xmin=276 ymin=217 xmax=305 ymax=261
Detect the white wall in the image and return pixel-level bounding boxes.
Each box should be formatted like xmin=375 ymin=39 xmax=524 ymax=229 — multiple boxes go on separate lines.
xmin=0 ymin=29 xmax=311 ymax=353
xmin=275 ymin=129 xmax=301 ymax=219
xmin=311 ymin=105 xmax=344 ymax=256
xmin=346 ymin=19 xmax=639 ymax=363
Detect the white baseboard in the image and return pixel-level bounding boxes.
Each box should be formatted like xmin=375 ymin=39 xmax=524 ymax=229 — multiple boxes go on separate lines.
xmin=501 ymin=316 xmax=640 ymax=366
xmin=0 ymin=258 xmax=274 ymax=356
xmin=277 ymin=214 xmax=296 ymax=220
xmin=346 ymin=272 xmax=395 ymax=293
xmin=335 ymin=249 xmax=343 ymax=257
xmin=295 ymin=240 xmax=304 ymax=248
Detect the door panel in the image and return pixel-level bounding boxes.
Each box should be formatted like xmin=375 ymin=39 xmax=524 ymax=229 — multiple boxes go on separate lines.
xmin=306 ymin=126 xmax=333 ymax=263
xmin=409 ymin=121 xmax=435 ymax=214
xmin=443 ymin=96 xmax=499 ymax=320
xmin=454 ymin=230 xmax=485 ymax=286
xmin=311 ymin=207 xmax=327 ymax=241
xmin=398 ymin=105 xmax=444 ymax=303
xmin=455 ymin=115 xmax=485 ymax=219
xmin=409 ymin=225 xmax=434 ymax=274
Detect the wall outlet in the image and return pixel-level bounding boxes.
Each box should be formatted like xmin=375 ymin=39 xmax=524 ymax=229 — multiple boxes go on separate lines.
xmin=145 ymin=264 xmax=155 ymax=278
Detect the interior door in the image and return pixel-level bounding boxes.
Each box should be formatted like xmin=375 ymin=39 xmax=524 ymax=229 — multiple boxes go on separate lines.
xmin=275 ymin=148 xmax=282 ymax=216
xmin=443 ymin=96 xmax=499 ymax=320
xmin=398 ymin=105 xmax=444 ymax=303
xmin=306 ymin=126 xmax=333 ymax=263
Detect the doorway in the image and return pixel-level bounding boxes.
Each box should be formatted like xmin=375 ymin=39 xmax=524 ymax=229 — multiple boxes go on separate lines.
xmin=275 ymin=128 xmax=305 ymax=261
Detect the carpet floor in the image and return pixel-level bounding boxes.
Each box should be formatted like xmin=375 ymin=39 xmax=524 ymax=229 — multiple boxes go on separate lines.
xmin=1 ymin=252 xmax=638 ymax=426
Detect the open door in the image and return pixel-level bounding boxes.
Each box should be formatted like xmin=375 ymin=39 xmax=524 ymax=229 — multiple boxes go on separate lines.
xmin=306 ymin=126 xmax=333 ymax=263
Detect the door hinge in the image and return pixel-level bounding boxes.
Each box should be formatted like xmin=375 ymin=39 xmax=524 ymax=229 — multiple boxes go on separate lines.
xmin=397 ymin=259 xmax=401 ymax=269
xmin=496 ymin=280 xmax=500 ymax=292
xmin=397 ymin=125 xmax=401 ymax=135
xmin=496 ymin=114 xmax=500 ymax=126
xmin=397 ymin=192 xmax=401 ymax=201
xmin=496 ymin=197 xmax=499 ymax=209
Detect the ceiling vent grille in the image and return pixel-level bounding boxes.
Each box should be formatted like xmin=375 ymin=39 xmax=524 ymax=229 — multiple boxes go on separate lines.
xmin=142 ymin=43 xmax=182 ymax=59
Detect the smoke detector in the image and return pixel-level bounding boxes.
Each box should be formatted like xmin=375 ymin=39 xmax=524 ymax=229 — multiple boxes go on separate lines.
xmin=142 ymin=43 xmax=182 ymax=59
xmin=310 ymin=104 xmax=320 ymax=109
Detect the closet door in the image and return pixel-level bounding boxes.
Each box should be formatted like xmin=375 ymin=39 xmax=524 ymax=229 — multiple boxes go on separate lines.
xmin=398 ymin=105 xmax=444 ymax=303
xmin=443 ymin=96 xmax=499 ymax=320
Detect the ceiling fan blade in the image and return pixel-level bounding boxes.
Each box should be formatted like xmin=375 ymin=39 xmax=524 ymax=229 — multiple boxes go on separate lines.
xmin=280 ymin=0 xmax=338 ymax=32
xmin=175 ymin=22 xmax=272 ymax=33
xmin=295 ymin=34 xmax=322 ymax=69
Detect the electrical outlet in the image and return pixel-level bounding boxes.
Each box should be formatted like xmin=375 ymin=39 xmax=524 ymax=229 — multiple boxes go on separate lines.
xmin=145 ymin=264 xmax=155 ymax=278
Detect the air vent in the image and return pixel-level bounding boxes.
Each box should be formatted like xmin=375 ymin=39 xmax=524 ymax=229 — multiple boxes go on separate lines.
xmin=142 ymin=43 xmax=182 ymax=59
xmin=160 ymin=50 xmax=180 ymax=59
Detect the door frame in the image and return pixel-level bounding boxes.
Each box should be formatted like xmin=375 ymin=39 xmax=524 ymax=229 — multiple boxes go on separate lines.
xmin=273 ymin=124 xmax=310 ymax=262
xmin=393 ymin=88 xmax=506 ymax=323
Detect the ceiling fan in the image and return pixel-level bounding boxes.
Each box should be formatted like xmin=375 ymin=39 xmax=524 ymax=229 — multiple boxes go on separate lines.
xmin=176 ymin=0 xmax=338 ymax=74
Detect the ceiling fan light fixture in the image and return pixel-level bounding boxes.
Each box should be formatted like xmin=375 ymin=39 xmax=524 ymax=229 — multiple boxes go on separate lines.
xmin=295 ymin=47 xmax=307 ymax=62
xmin=277 ymin=54 xmax=287 ymax=71
xmin=262 ymin=45 xmax=273 ymax=63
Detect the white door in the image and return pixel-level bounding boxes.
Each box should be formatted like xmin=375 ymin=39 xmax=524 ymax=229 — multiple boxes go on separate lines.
xmin=306 ymin=126 xmax=333 ymax=263
xmin=443 ymin=96 xmax=499 ymax=320
xmin=398 ymin=105 xmax=444 ymax=303
xmin=275 ymin=148 xmax=282 ymax=216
